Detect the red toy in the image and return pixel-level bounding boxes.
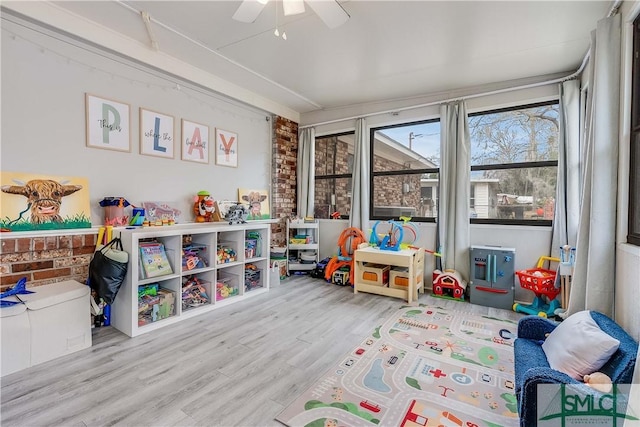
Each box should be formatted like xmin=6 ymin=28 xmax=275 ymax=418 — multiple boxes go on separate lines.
xmin=432 ymin=269 xmax=467 ymax=300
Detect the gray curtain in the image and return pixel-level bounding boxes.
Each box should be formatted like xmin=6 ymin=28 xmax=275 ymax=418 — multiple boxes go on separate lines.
xmin=296 ymin=127 xmax=315 ymax=218
xmin=551 ymin=80 xmax=581 ymax=257
xmin=568 ymin=14 xmax=621 ymax=317
xmin=349 ymin=118 xmax=369 ymax=230
xmin=438 ymin=101 xmax=470 ymax=280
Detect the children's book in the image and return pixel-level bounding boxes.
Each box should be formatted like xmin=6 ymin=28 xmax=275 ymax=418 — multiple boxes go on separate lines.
xmin=139 ymin=242 xmax=173 ymax=278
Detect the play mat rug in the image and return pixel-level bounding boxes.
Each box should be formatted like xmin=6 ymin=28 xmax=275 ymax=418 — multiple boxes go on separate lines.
xmin=277 ymin=304 xmax=519 ymax=427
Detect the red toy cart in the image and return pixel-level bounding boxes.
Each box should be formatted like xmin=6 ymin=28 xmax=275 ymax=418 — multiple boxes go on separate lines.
xmin=513 ymin=256 xmax=560 ymax=317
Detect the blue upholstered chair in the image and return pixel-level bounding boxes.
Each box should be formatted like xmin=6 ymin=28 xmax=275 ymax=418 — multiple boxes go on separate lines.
xmin=514 ymin=312 xmax=638 ymax=427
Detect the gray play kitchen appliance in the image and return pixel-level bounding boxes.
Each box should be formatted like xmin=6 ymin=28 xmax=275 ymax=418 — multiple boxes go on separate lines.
xmin=469 ymin=245 xmax=516 ymax=310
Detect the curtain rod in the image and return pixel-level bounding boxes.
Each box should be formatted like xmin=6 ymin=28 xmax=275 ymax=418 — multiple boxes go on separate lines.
xmin=300 ymin=0 xmax=620 ymax=130
xmin=299 ymin=71 xmax=579 ymax=129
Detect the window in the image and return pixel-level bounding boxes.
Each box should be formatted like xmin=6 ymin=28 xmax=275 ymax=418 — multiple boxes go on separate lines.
xmin=314 ymin=132 xmax=354 ymax=219
xmin=469 ymin=101 xmax=559 ymax=224
xmin=629 ymin=15 xmax=640 ymax=246
xmin=370 ymin=120 xmax=441 ymax=221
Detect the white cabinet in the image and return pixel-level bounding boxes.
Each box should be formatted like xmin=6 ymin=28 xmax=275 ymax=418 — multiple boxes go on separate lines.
xmin=112 ymin=222 xmax=270 ymax=337
xmin=286 ymin=219 xmax=319 ymax=275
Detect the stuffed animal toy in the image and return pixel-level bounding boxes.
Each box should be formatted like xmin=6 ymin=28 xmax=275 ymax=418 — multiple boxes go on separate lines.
xmin=583 ymin=372 xmax=613 ymax=393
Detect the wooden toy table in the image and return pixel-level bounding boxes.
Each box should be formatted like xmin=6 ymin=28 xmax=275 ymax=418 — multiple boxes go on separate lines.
xmin=353 ymin=246 xmax=424 ymax=303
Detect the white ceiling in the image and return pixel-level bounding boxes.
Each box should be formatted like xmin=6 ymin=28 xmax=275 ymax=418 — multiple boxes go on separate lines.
xmin=38 ymin=1 xmax=613 ymax=116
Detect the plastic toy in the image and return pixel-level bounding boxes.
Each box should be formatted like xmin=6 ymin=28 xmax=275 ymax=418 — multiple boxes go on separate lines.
xmin=224 ymin=203 xmax=249 ymax=225
xmin=0 ymin=277 xmax=34 ymax=307
xmin=432 ymin=269 xmax=467 ymax=300
xmin=182 ymin=244 xmax=209 ymax=270
xmin=369 ymin=220 xmax=403 ymax=251
xmin=513 ymin=256 xmax=561 ymax=318
xmin=216 ymin=280 xmax=237 ymax=300
xmin=324 ymin=227 xmax=367 ymax=285
xmin=181 ymin=276 xmax=210 ymax=308
xmin=193 ymin=191 xmax=221 ymax=222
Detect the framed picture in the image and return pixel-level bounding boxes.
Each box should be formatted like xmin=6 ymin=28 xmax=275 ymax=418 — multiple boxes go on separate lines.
xmin=85 ymin=93 xmax=131 ymax=152
xmin=215 ymin=128 xmax=238 ymax=167
xmin=238 ymin=188 xmax=270 ymax=220
xmin=140 ymin=108 xmax=175 ymax=159
xmin=1 ymin=171 xmax=91 ymax=232
xmin=181 ymin=119 xmax=209 ymax=164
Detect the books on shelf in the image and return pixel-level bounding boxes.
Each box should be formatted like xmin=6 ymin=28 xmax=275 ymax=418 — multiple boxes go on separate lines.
xmin=139 ymin=241 xmax=172 ymax=278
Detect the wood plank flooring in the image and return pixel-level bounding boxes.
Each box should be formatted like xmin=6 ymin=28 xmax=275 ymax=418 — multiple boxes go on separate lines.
xmin=1 ymin=276 xmax=523 ymax=427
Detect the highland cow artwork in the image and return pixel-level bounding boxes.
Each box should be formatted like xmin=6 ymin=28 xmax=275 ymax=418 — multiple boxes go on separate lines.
xmin=238 ymin=188 xmax=270 ymax=220
xmin=1 ymin=171 xmax=91 ymax=231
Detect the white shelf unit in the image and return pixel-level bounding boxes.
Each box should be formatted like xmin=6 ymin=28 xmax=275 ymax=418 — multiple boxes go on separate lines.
xmin=286 ymin=219 xmax=319 ymax=275
xmin=112 ymin=222 xmax=270 ymax=337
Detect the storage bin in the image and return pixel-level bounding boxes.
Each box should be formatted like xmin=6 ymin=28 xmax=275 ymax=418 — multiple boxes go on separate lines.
xmin=181 ymin=276 xmax=212 ymax=310
xmin=244 ymin=264 xmax=262 ymax=291
xmin=18 ymin=280 xmax=91 ymax=366
xmin=217 ymin=241 xmax=238 ymax=263
xmin=389 ymin=267 xmax=423 ymax=290
xmin=361 ymin=263 xmax=390 ymax=286
xmin=0 ymin=298 xmax=31 ymax=376
xmin=216 ymin=271 xmax=240 ymax=301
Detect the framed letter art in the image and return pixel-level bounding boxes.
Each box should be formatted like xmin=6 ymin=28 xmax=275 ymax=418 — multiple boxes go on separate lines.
xmin=215 ymin=128 xmax=238 ymax=168
xmin=85 ymin=93 xmax=131 ymax=152
xmin=140 ymin=108 xmax=175 ymax=159
xmin=181 ymin=119 xmax=209 ymax=164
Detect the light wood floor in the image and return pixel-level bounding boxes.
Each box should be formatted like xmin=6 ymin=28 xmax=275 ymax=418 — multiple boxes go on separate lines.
xmin=1 ymin=276 xmax=523 ymax=427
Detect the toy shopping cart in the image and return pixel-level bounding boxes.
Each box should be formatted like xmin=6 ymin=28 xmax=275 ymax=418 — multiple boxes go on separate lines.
xmin=513 ymin=256 xmax=560 ymax=318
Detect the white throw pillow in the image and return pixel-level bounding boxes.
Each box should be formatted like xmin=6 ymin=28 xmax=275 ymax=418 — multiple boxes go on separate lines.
xmin=542 ymin=310 xmax=620 ymax=380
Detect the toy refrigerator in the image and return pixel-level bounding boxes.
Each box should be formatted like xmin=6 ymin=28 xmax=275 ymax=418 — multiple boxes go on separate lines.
xmin=469 ymin=245 xmax=515 ymax=310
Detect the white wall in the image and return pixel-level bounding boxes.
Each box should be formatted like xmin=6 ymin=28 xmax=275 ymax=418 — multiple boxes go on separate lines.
xmin=1 ymin=17 xmax=272 ymax=226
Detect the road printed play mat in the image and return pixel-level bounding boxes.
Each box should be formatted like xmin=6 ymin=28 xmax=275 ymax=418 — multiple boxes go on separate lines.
xmin=277 ymin=305 xmax=520 ymax=427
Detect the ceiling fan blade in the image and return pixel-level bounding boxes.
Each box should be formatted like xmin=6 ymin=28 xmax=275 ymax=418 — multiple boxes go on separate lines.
xmin=306 ymin=0 xmax=350 ymax=29
xmin=232 ymin=0 xmax=268 ymax=23
xmin=283 ymin=0 xmax=305 ymax=16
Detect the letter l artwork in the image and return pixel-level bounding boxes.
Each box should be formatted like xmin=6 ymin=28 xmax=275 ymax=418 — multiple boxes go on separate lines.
xmin=153 ymin=117 xmax=167 ymax=152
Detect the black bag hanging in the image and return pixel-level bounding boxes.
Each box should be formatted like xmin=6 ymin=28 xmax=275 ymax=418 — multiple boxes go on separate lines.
xmin=89 ymin=237 xmax=129 ymax=305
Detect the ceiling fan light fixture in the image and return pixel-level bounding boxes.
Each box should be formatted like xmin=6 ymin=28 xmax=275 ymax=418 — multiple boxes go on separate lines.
xmin=283 ymin=0 xmax=305 ymax=16
xmin=274 ymin=28 xmax=280 ymax=36
xmin=282 ymin=31 xmax=287 ymax=40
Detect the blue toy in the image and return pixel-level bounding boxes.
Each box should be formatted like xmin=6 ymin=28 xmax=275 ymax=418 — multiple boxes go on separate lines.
xmin=0 ymin=277 xmax=34 ymax=307
xmin=369 ymin=220 xmax=404 ymax=251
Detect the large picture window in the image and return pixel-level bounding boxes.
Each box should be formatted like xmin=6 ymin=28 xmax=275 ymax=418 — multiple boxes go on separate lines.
xmin=314 ymin=132 xmax=354 ymax=219
xmin=370 ymin=120 xmax=441 ymax=221
xmin=628 ymin=15 xmax=640 ymax=246
xmin=469 ymin=101 xmax=559 ymax=224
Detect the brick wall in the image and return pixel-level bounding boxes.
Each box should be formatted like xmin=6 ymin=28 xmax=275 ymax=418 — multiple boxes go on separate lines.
xmin=271 ymin=116 xmax=299 ymax=246
xmin=373 ymin=154 xmax=421 ymax=208
xmin=0 ymin=232 xmax=97 ymax=291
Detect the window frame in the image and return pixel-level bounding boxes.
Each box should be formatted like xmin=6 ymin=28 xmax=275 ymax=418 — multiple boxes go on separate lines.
xmin=314 ymin=131 xmax=355 ymax=220
xmin=468 ymin=100 xmax=560 ymax=226
xmin=628 ymin=15 xmax=640 ymax=246
xmin=369 ymin=119 xmax=440 ymax=223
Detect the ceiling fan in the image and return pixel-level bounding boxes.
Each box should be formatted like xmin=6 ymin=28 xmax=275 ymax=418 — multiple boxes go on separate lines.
xmin=232 ymin=0 xmax=350 ymax=29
